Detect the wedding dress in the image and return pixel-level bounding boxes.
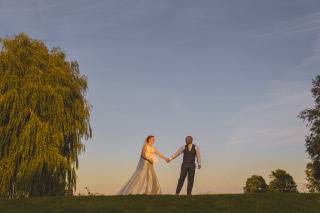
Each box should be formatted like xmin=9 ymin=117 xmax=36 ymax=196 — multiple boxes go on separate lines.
xmin=118 ymin=144 xmax=161 ymax=195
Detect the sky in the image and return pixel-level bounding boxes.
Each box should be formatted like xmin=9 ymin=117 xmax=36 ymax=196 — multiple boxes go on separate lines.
xmin=0 ymin=0 xmax=319 ymax=194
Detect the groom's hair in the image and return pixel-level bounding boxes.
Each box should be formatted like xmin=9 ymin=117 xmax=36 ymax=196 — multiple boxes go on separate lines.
xmin=185 ymin=136 xmax=193 ymax=145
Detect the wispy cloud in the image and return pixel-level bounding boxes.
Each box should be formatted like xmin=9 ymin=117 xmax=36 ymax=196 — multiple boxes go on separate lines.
xmin=255 ymin=11 xmax=320 ymax=72
xmin=257 ymin=12 xmax=320 ymax=38
xmin=299 ymin=35 xmax=320 ymax=68
xmin=226 ymin=80 xmax=312 ymax=146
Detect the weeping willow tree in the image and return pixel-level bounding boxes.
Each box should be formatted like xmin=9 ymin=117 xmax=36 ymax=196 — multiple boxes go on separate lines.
xmin=0 ymin=33 xmax=92 ymax=198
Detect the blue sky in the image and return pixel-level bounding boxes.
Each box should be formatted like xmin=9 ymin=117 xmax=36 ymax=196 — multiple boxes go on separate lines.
xmin=1 ymin=0 xmax=319 ymax=194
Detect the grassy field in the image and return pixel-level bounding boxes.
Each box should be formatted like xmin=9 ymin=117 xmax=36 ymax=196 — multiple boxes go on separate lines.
xmin=0 ymin=193 xmax=320 ymax=213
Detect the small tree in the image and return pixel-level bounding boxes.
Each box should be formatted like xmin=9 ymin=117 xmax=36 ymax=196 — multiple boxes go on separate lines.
xmin=243 ymin=175 xmax=268 ymax=193
xmin=268 ymin=169 xmax=297 ymax=192
xmin=305 ymin=161 xmax=320 ymax=193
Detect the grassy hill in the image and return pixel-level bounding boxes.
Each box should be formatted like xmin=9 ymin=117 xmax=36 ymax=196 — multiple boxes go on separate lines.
xmin=0 ymin=193 xmax=319 ymax=213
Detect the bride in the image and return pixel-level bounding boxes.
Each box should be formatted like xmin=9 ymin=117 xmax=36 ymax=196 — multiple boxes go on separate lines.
xmin=118 ymin=135 xmax=169 ymax=195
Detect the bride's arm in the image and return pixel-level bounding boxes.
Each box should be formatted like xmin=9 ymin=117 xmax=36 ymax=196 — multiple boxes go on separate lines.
xmin=154 ymin=148 xmax=168 ymax=161
xmin=141 ymin=145 xmax=153 ymax=164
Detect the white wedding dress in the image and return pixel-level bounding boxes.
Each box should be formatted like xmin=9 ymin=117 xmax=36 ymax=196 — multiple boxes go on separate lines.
xmin=118 ymin=144 xmax=161 ymax=195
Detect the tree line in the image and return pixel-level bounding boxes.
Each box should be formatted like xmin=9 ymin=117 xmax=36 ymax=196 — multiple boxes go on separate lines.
xmin=244 ymin=169 xmax=297 ymax=193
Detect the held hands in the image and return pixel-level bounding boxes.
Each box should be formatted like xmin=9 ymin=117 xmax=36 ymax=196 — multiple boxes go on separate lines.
xmin=198 ymin=164 xmax=201 ymax=169
xmin=165 ymin=157 xmax=171 ymax=163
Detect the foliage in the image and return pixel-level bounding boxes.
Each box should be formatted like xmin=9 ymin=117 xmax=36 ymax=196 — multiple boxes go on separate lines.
xmin=243 ymin=175 xmax=268 ymax=193
xmin=298 ymin=75 xmax=320 ymax=160
xmin=299 ymin=75 xmax=320 ymax=193
xmin=0 ymin=33 xmax=92 ymax=198
xmin=268 ymin=169 xmax=297 ymax=192
xmin=305 ymin=160 xmax=320 ymax=193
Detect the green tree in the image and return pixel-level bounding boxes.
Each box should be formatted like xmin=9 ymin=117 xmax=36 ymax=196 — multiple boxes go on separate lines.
xmin=268 ymin=169 xmax=297 ymax=192
xmin=298 ymin=75 xmax=320 ymax=160
xmin=243 ymin=175 xmax=268 ymax=193
xmin=299 ymin=75 xmax=320 ymax=193
xmin=0 ymin=33 xmax=92 ymax=198
xmin=305 ymin=161 xmax=320 ymax=193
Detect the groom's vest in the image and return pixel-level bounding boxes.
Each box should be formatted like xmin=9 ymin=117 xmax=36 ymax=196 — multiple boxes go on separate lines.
xmin=182 ymin=144 xmax=196 ymax=167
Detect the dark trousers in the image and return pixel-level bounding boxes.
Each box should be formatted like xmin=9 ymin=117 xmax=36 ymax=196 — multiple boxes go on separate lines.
xmin=176 ymin=164 xmax=195 ymax=195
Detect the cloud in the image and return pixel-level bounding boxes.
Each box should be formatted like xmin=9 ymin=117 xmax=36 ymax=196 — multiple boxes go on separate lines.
xmin=226 ymin=80 xmax=312 ymax=146
xmin=257 ymin=12 xmax=320 ymax=38
xmin=298 ymin=35 xmax=320 ymax=69
xmin=255 ymin=11 xmax=320 ymax=69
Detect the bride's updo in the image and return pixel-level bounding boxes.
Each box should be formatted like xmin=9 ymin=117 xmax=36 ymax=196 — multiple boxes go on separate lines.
xmin=145 ymin=135 xmax=154 ymax=144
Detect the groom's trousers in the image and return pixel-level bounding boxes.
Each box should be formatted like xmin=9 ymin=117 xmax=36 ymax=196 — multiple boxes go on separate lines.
xmin=176 ymin=164 xmax=195 ymax=195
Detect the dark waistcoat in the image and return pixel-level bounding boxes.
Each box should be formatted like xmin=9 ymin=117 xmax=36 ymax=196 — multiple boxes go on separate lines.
xmin=182 ymin=144 xmax=196 ymax=167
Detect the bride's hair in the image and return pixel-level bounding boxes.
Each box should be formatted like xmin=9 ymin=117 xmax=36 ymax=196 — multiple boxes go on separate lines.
xmin=145 ymin=135 xmax=154 ymax=144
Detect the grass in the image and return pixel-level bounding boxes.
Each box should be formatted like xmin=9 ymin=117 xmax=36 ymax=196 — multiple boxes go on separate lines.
xmin=0 ymin=193 xmax=320 ymax=213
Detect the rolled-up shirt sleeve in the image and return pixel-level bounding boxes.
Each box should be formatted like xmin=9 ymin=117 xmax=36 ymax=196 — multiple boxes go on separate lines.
xmin=195 ymin=145 xmax=201 ymax=165
xmin=171 ymin=146 xmax=184 ymax=160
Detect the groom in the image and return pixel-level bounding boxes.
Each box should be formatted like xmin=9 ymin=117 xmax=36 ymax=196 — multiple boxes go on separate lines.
xmin=168 ymin=136 xmax=201 ymax=195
